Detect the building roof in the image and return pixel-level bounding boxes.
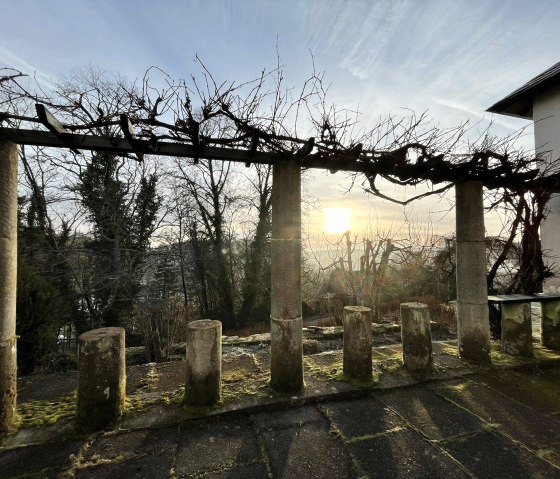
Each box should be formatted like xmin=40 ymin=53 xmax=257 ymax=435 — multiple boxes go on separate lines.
xmin=487 ymin=61 xmax=560 ymax=119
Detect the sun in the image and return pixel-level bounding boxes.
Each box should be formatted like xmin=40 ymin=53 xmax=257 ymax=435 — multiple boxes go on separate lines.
xmin=324 ymin=208 xmax=351 ymax=234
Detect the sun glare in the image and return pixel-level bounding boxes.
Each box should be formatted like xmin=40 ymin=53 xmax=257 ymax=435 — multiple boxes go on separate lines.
xmin=324 ymin=208 xmax=351 ymax=234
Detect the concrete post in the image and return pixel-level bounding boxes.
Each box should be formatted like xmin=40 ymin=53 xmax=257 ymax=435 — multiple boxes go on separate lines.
xmin=0 ymin=140 xmax=18 ymax=435
xmin=541 ymin=300 xmax=560 ymax=350
xmin=77 ymin=327 xmax=126 ymax=432
xmin=185 ymin=320 xmax=222 ymax=406
xmin=455 ymin=181 xmax=491 ymax=364
xmin=343 ymin=306 xmax=372 ymax=380
xmin=270 ymin=160 xmax=303 ymax=393
xmin=400 ymin=303 xmax=433 ymax=372
xmin=501 ymin=303 xmax=532 ymax=356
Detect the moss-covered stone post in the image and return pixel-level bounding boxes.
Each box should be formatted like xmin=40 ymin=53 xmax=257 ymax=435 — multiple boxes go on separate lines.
xmin=77 ymin=327 xmax=126 ymax=432
xmin=343 ymin=306 xmax=372 ymax=380
xmin=455 ymin=181 xmax=491 ymax=364
xmin=501 ymin=303 xmax=533 ymax=356
xmin=270 ymin=160 xmax=303 ymax=393
xmin=541 ymin=299 xmax=560 ymax=350
xmin=400 ymin=302 xmax=433 ymax=372
xmin=185 ymin=319 xmax=222 ymax=406
xmin=0 ymin=139 xmax=18 ymax=435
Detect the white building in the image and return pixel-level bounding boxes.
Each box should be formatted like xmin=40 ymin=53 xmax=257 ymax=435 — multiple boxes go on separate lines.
xmin=488 ymin=62 xmax=560 ymax=292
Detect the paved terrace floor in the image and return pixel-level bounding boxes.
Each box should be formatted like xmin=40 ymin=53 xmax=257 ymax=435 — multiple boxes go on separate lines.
xmin=2 ymin=340 xmax=560 ymax=478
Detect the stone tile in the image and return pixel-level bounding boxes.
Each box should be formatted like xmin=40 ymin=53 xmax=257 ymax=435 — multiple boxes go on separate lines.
xmin=0 ymin=440 xmax=82 ymax=478
xmin=321 ymin=397 xmax=406 ymax=439
xmin=261 ymin=421 xmax=356 ymax=479
xmin=348 ymin=429 xmax=470 ymax=479
xmin=174 ymin=417 xmax=261 ymax=476
xmin=201 ymin=461 xmax=270 ymax=479
xmin=75 ymin=453 xmax=173 ymax=479
xmin=84 ymin=426 xmax=177 ymax=461
xmin=379 ymin=388 xmax=483 ymax=440
xmin=441 ymin=431 xmax=560 ymax=478
xmin=252 ymin=406 xmax=325 ymax=431
xmin=475 ymin=369 xmax=560 ymax=415
xmin=429 ymin=378 xmax=560 ymax=451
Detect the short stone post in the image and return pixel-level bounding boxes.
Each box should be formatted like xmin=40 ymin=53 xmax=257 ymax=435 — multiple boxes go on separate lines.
xmin=501 ymin=303 xmax=533 ymax=356
xmin=185 ymin=320 xmax=222 ymax=406
xmin=270 ymin=160 xmax=303 ymax=393
xmin=541 ymin=300 xmax=560 ymax=350
xmin=455 ymin=181 xmax=491 ymax=364
xmin=0 ymin=140 xmax=18 ymax=435
xmin=77 ymin=327 xmax=126 ymax=432
xmin=400 ymin=303 xmax=433 ymax=372
xmin=343 ymin=306 xmax=372 ymax=380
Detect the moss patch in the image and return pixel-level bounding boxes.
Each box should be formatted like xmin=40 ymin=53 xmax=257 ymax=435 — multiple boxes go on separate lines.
xmin=17 ymin=391 xmax=77 ymax=428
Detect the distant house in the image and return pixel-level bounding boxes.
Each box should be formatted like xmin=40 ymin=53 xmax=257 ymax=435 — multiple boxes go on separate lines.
xmin=488 ymin=61 xmax=560 ymax=292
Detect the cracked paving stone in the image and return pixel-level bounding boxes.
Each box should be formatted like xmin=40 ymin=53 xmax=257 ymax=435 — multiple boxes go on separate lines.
xmin=441 ymin=430 xmax=560 ymax=478
xmin=74 ymin=452 xmax=174 ymax=479
xmin=174 ymin=417 xmax=261 ymax=476
xmin=261 ymin=421 xmax=356 ymax=478
xmin=379 ymin=387 xmax=483 ymax=440
xmin=198 ymin=461 xmax=270 ymax=479
xmin=348 ymin=428 xmax=470 ymax=479
xmin=84 ymin=425 xmax=178 ymax=461
xmin=320 ymin=396 xmax=406 ymax=439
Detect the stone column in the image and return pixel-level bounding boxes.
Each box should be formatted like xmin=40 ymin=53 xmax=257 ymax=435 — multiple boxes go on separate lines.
xmin=270 ymin=160 xmax=303 ymax=393
xmin=77 ymin=327 xmax=126 ymax=432
xmin=541 ymin=300 xmax=560 ymax=350
xmin=455 ymin=181 xmax=491 ymax=364
xmin=501 ymin=303 xmax=532 ymax=356
xmin=343 ymin=306 xmax=372 ymax=380
xmin=185 ymin=319 xmax=222 ymax=406
xmin=400 ymin=303 xmax=433 ymax=372
xmin=0 ymin=140 xmax=18 ymax=435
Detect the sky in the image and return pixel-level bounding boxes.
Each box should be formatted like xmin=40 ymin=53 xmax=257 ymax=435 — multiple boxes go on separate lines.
xmin=1 ymin=0 xmax=560 ymax=239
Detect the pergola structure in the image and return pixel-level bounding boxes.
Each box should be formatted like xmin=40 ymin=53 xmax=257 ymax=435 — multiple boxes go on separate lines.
xmin=1 ymin=104 xmax=559 ymax=433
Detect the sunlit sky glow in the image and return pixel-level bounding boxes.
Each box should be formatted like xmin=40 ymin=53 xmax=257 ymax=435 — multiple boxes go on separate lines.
xmin=2 ymin=0 xmax=560 ymax=239
xmin=324 ymin=208 xmax=351 ymax=234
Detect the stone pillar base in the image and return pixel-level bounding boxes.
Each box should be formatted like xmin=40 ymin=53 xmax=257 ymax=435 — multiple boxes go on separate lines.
xmin=77 ymin=327 xmax=126 ymax=432
xmin=542 ymin=300 xmax=560 ymax=350
xmin=343 ymin=306 xmax=372 ymax=380
xmin=401 ymin=303 xmax=433 ymax=372
xmin=270 ymin=316 xmax=303 ymax=393
xmin=0 ymin=336 xmax=17 ymax=435
xmin=185 ymin=320 xmax=222 ymax=407
xmin=501 ymin=303 xmax=533 ymax=357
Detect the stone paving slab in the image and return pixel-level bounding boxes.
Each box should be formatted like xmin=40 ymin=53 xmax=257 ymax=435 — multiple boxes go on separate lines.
xmin=428 ymin=377 xmax=560 ymax=455
xmin=379 ymin=387 xmax=484 ymax=440
xmin=261 ymin=420 xmax=356 ymax=478
xmin=174 ymin=417 xmax=262 ymax=477
xmin=320 ymin=397 xmax=406 ymax=439
xmin=347 ymin=428 xmax=471 ymax=479
xmin=440 ymin=430 xmax=559 ymax=478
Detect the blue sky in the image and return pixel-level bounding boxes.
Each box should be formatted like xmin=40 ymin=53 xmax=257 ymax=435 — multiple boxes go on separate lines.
xmin=2 ymin=0 xmax=560 ymax=236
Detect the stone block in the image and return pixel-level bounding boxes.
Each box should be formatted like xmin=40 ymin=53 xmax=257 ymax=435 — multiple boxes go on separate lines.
xmin=541 ymin=300 xmax=560 ymax=350
xmin=501 ymin=302 xmax=532 ymax=356
xmin=270 ymin=316 xmax=303 ymax=393
xmin=77 ymin=327 xmax=126 ymax=432
xmin=342 ymin=306 xmax=372 ymax=380
xmin=400 ymin=303 xmax=433 ymax=372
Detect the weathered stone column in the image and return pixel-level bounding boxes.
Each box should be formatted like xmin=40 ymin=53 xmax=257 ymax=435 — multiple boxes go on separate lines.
xmin=270 ymin=160 xmax=303 ymax=393
xmin=185 ymin=319 xmax=222 ymax=406
xmin=400 ymin=303 xmax=433 ymax=372
xmin=541 ymin=300 xmax=560 ymax=350
xmin=501 ymin=303 xmax=532 ymax=356
xmin=343 ymin=306 xmax=372 ymax=380
xmin=0 ymin=140 xmax=18 ymax=435
xmin=77 ymin=327 xmax=126 ymax=432
xmin=455 ymin=181 xmax=491 ymax=364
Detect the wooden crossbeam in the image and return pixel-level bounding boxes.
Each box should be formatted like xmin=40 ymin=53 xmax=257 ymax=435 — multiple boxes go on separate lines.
xmin=0 ymin=126 xmax=550 ymax=191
